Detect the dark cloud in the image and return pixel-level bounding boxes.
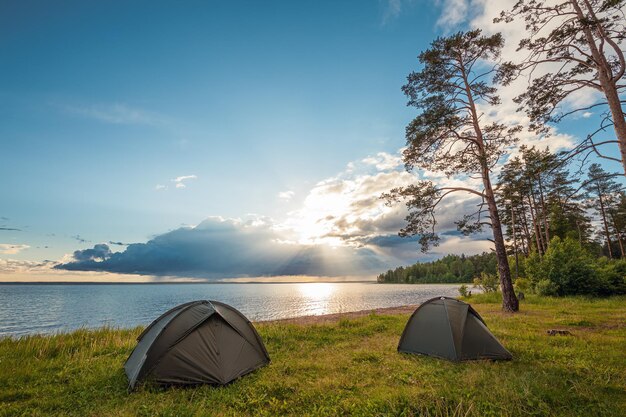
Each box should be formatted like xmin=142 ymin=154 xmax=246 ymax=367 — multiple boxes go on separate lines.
xmin=71 ymin=243 xmax=112 ymax=262
xmin=108 ymin=241 xmax=131 ymax=246
xmin=0 ymin=227 xmax=21 ymax=231
xmin=56 ymin=218 xmax=389 ymax=278
xmin=362 ymin=234 xmax=421 ymax=248
xmin=440 ymin=230 xmax=464 ymax=237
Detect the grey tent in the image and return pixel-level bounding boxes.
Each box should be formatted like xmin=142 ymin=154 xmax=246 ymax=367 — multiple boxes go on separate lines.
xmin=124 ymin=300 xmax=270 ymax=390
xmin=398 ymin=296 xmax=512 ymax=361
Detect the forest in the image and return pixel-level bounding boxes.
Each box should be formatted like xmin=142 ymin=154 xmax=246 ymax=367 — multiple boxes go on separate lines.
xmin=377 ymin=252 xmax=497 ymax=284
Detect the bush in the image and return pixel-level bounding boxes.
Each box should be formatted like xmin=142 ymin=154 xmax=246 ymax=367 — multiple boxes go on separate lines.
xmin=595 ymin=257 xmax=626 ymax=295
xmin=535 ymin=279 xmax=558 ymax=296
xmin=458 ymin=284 xmax=471 ymax=297
xmin=523 ymin=252 xmax=542 ymax=290
xmin=526 ymin=237 xmax=603 ymax=296
xmin=514 ymin=277 xmax=530 ymax=293
xmin=473 ymin=272 xmax=499 ymax=293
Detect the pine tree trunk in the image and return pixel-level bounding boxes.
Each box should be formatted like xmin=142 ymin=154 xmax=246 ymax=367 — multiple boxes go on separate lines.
xmin=520 ymin=197 xmax=532 ymax=255
xmin=598 ymin=189 xmax=614 ymax=258
xmin=530 ymin=188 xmax=546 ymax=253
xmin=511 ymin=203 xmax=519 ymax=279
xmin=485 ymin=180 xmax=519 ymax=312
xmin=527 ymin=195 xmax=544 ymax=255
xmin=603 ymin=82 xmax=626 ymax=175
xmin=537 ymin=178 xmax=551 ymax=244
xmin=609 ymin=213 xmax=625 ymax=258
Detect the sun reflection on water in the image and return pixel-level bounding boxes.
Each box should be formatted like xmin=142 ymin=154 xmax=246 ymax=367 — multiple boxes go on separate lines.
xmin=296 ymin=282 xmax=335 ymax=316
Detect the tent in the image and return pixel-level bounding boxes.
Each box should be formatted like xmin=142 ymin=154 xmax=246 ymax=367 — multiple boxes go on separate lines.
xmin=398 ymin=296 xmax=512 ymax=361
xmin=124 ymin=300 xmax=270 ymax=390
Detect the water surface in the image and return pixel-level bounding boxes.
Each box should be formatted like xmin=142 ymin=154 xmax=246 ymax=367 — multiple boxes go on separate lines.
xmin=0 ymin=282 xmax=462 ymax=337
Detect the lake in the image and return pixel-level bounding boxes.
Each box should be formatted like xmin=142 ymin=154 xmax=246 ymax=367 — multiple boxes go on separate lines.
xmin=0 ymin=282 xmax=463 ymax=337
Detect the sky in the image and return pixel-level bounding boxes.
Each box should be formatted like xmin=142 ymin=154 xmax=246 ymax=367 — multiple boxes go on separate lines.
xmin=1 ymin=0 xmax=623 ymax=282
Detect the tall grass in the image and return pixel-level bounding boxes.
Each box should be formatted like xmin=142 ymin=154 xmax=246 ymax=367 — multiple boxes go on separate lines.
xmin=1 ymin=295 xmax=625 ymax=416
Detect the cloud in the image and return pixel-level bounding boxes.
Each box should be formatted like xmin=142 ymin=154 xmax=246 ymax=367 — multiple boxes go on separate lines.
xmin=71 ymin=234 xmax=90 ymax=244
xmin=71 ymin=243 xmax=112 ymax=262
xmin=155 ymin=175 xmax=197 ymax=191
xmin=283 ymin=151 xmax=486 ymax=250
xmin=108 ymin=241 xmax=131 ymax=246
xmin=172 ymin=175 xmax=197 ymax=189
xmin=382 ymin=0 xmax=476 ymax=30
xmin=381 ymin=0 xmax=403 ymax=24
xmin=0 ymin=244 xmax=30 ymax=255
xmin=56 ymin=217 xmax=388 ymax=278
xmin=436 ymin=0 xmax=471 ymax=28
xmin=278 ymin=190 xmax=295 ymax=201
xmin=0 ymin=258 xmax=55 ymax=273
xmin=53 ymin=148 xmax=519 ymax=279
xmin=61 ymin=102 xmax=165 ymax=126
xmin=361 ymin=152 xmax=403 ymax=171
xmin=0 ymin=218 xmax=22 ymax=232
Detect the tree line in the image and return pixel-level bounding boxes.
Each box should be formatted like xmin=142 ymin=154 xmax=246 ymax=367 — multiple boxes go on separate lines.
xmin=383 ymin=0 xmax=625 ymax=312
xmin=377 ymin=252 xmax=497 ymax=284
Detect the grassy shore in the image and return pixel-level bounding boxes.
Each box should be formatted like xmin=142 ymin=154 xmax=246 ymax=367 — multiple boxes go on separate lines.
xmin=1 ymin=294 xmax=625 ymax=417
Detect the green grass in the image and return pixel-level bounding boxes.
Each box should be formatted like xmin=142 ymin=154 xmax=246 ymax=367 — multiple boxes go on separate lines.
xmin=1 ymin=295 xmax=625 ymax=416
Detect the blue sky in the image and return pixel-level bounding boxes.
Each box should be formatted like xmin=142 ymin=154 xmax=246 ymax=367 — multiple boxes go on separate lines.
xmin=1 ymin=1 xmax=623 ymax=281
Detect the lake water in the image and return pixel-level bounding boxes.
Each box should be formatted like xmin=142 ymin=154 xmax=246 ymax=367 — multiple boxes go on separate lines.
xmin=0 ymin=282 xmax=462 ymax=337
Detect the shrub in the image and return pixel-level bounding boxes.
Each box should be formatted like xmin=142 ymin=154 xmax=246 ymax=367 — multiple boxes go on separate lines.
xmin=458 ymin=284 xmax=471 ymax=297
xmin=526 ymin=237 xmax=602 ymax=296
xmin=473 ymin=272 xmax=499 ymax=293
xmin=523 ymin=252 xmax=542 ymax=291
xmin=595 ymin=257 xmax=626 ymax=295
xmin=514 ymin=277 xmax=530 ymax=293
xmin=535 ymin=279 xmax=558 ymax=296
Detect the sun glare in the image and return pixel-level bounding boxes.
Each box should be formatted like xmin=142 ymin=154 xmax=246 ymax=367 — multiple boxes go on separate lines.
xmin=297 ymin=282 xmax=334 ymax=300
xmin=284 ymin=188 xmax=356 ymax=246
xmin=295 ymin=282 xmax=335 ymax=316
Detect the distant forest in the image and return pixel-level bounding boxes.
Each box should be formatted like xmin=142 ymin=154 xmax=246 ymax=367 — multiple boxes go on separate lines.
xmin=377 ymin=252 xmax=497 ymax=284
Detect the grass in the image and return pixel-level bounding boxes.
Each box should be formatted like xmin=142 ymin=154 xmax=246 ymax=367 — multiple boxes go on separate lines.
xmin=1 ymin=295 xmax=625 ymax=417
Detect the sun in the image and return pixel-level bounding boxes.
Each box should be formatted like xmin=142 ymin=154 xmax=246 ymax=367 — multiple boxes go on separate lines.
xmin=282 ymin=190 xmax=353 ymax=246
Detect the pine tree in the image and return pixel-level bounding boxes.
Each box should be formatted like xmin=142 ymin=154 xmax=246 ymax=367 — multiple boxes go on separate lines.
xmin=583 ymin=163 xmax=624 ymax=258
xmin=383 ymin=30 xmax=520 ymax=312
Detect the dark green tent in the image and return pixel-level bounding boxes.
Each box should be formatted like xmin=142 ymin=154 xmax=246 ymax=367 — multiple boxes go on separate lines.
xmin=398 ymin=296 xmax=512 ymax=361
xmin=125 ymin=300 xmax=270 ymax=390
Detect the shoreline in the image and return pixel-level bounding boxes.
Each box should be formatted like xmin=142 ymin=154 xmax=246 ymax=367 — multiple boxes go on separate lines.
xmin=0 ymin=303 xmax=424 ymax=339
xmin=260 ymin=303 xmax=420 ymax=325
